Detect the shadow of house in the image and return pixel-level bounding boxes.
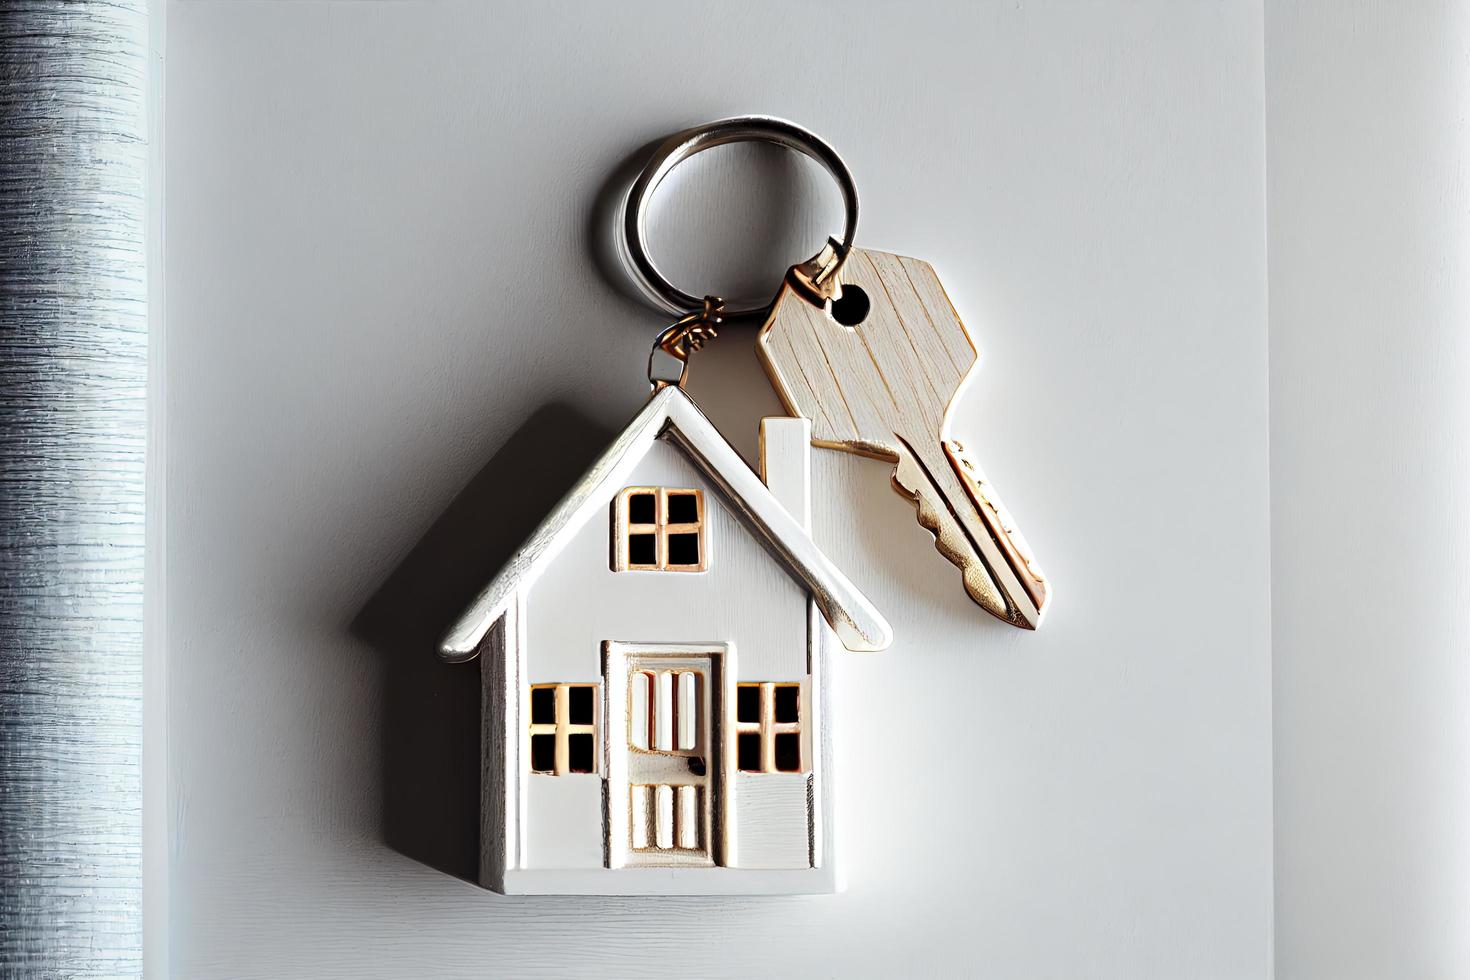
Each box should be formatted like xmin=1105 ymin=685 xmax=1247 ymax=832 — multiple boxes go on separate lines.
xmin=351 ymin=403 xmax=613 ymax=883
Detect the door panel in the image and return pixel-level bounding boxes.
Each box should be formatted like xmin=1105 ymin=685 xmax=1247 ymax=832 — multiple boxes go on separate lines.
xmin=603 ymin=644 xmax=730 ymax=869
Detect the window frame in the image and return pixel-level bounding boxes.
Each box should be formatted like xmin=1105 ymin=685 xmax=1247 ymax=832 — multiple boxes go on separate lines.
xmin=734 ymin=681 xmax=805 ymax=774
xmin=628 ymin=667 xmax=703 ymax=756
xmin=613 ymin=486 xmax=708 ymax=572
xmin=528 ymin=682 xmax=600 ymax=776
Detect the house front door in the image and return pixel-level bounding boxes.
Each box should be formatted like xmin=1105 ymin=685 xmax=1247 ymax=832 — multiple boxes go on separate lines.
xmin=603 ymin=643 xmax=728 ymax=869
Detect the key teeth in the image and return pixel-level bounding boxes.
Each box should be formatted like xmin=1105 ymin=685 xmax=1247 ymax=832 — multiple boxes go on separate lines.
xmin=890 ymin=453 xmax=1032 ymax=628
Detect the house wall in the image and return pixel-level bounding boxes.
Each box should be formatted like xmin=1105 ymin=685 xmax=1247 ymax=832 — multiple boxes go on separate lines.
xmin=520 ymin=438 xmax=814 ymax=871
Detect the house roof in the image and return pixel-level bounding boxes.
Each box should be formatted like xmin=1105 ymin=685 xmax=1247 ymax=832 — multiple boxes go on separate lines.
xmin=438 ymin=386 xmax=893 ymax=661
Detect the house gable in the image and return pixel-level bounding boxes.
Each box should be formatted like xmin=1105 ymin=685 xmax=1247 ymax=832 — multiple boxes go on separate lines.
xmin=438 ymin=386 xmax=891 ymax=661
xmin=524 ymin=440 xmax=810 ymax=685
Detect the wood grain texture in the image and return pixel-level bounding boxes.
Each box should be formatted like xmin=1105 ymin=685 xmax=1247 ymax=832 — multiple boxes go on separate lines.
xmin=479 ymin=608 xmax=513 ymax=889
xmin=731 ymin=774 xmax=813 ymax=869
xmin=758 ymin=247 xmax=1050 ymax=629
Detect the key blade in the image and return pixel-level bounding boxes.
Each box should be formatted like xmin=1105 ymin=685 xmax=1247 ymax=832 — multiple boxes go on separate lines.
xmin=891 ymin=443 xmax=1010 ymax=620
xmin=943 ymin=440 xmax=1050 ymax=627
xmin=893 ymin=439 xmax=1049 ymax=630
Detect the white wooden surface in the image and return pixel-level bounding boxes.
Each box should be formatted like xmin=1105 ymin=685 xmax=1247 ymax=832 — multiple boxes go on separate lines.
xmin=731 ymin=775 xmax=812 ymax=870
xmin=509 ymin=423 xmax=828 ymax=890
xmin=522 ymin=440 xmax=808 ymax=685
xmin=443 ymin=386 xmax=890 ymax=658
xmin=163 ymin=1 xmax=1270 ymax=976
xmin=523 ymin=776 xmax=601 ymax=870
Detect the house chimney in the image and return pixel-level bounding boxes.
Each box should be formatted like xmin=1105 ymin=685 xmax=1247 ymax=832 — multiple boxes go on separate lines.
xmin=758 ymin=417 xmax=812 ymax=531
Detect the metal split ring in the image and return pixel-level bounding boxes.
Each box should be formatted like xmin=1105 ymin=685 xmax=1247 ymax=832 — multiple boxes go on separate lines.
xmin=619 ymin=115 xmax=860 ymax=320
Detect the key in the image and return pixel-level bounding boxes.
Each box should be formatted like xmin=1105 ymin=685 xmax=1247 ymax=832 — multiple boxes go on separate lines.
xmin=756 ymin=245 xmax=1050 ymax=629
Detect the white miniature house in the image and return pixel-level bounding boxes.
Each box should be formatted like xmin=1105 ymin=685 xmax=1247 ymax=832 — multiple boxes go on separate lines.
xmin=439 ymin=386 xmax=891 ymax=895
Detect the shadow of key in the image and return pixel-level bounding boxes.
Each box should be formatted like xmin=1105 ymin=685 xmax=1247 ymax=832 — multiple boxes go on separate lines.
xmin=351 ymin=403 xmax=613 ymax=882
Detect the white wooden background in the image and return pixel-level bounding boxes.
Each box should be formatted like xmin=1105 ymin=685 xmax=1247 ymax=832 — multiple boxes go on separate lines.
xmin=159 ymin=2 xmax=1281 ymax=977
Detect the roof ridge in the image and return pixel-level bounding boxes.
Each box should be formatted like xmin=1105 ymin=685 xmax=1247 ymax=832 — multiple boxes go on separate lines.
xmin=437 ymin=387 xmax=891 ymax=661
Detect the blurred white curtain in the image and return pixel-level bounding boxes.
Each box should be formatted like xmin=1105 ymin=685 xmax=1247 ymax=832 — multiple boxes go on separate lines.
xmin=0 ymin=1 xmax=148 ymax=976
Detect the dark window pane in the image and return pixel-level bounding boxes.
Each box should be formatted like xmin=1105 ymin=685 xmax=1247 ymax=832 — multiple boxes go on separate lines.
xmin=774 ymin=733 xmax=801 ymax=772
xmin=530 ymin=686 xmax=555 ymax=725
xmin=628 ymin=533 xmax=656 ymax=566
xmin=567 ymin=685 xmax=594 ymax=725
xmin=737 ymin=685 xmax=760 ymax=723
xmin=774 ymin=685 xmax=800 ymax=724
xmin=738 ymin=732 xmax=762 ymax=772
xmin=666 ymin=492 xmax=699 ymax=524
xmin=531 ymin=734 xmax=555 ymax=773
xmin=567 ymin=733 xmax=594 ymax=773
xmin=667 ymin=532 xmax=700 ymax=566
xmin=628 ymin=493 xmax=656 ymax=524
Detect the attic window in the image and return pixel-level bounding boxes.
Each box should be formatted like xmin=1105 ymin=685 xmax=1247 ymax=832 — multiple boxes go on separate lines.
xmin=734 ymin=682 xmax=805 ymax=774
xmin=529 ymin=683 xmax=599 ymax=775
xmin=614 ymin=488 xmax=706 ymax=572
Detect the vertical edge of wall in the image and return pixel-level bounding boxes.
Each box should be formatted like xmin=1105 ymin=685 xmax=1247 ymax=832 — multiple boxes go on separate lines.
xmin=1267 ymin=2 xmax=1470 ymax=976
xmin=143 ymin=0 xmax=168 ymax=975
xmin=0 ymin=1 xmax=149 ymax=976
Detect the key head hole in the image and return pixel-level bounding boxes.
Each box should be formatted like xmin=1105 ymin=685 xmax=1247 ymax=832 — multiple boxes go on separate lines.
xmin=828 ymin=284 xmax=870 ymax=326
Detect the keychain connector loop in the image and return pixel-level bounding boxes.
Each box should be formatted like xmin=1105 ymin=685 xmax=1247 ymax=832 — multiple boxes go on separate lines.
xmin=788 ymin=237 xmax=848 ymax=307
xmin=648 ymin=296 xmax=724 ymax=390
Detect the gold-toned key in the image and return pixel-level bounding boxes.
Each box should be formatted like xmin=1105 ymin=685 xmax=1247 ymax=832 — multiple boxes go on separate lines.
xmin=757 ymin=245 xmax=1050 ymax=629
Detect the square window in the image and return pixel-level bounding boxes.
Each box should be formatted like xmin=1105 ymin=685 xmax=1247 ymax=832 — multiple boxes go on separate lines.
xmin=616 ymin=488 xmax=706 ymax=572
xmin=667 ymin=532 xmax=700 ymax=566
xmin=628 ymin=492 xmax=656 ymax=524
xmin=737 ymin=685 xmax=760 ymax=724
xmin=530 ymin=686 xmax=556 ymax=725
xmin=737 ymin=732 xmax=762 ymax=772
xmin=529 ymin=683 xmax=600 ymax=776
xmin=773 ymin=685 xmax=800 ymax=724
xmin=773 ymin=732 xmax=801 ymax=772
xmin=530 ymin=733 xmax=556 ymax=773
xmin=628 ymin=533 xmax=657 ymax=566
xmin=567 ymin=733 xmax=595 ymax=773
xmin=567 ymin=685 xmax=594 ymax=725
xmin=666 ymin=492 xmax=699 ymax=524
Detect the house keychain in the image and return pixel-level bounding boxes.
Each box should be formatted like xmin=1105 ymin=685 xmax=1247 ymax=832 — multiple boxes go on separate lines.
xmin=438 ymin=116 xmax=1045 ymax=896
xmin=622 ymin=116 xmax=1052 ymax=629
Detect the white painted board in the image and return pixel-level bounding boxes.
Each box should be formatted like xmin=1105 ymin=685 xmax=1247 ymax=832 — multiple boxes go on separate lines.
xmin=162 ymin=1 xmax=1270 ymax=976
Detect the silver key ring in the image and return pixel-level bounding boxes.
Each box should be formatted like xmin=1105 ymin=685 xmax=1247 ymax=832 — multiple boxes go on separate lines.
xmin=619 ymin=115 xmax=860 ymax=320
